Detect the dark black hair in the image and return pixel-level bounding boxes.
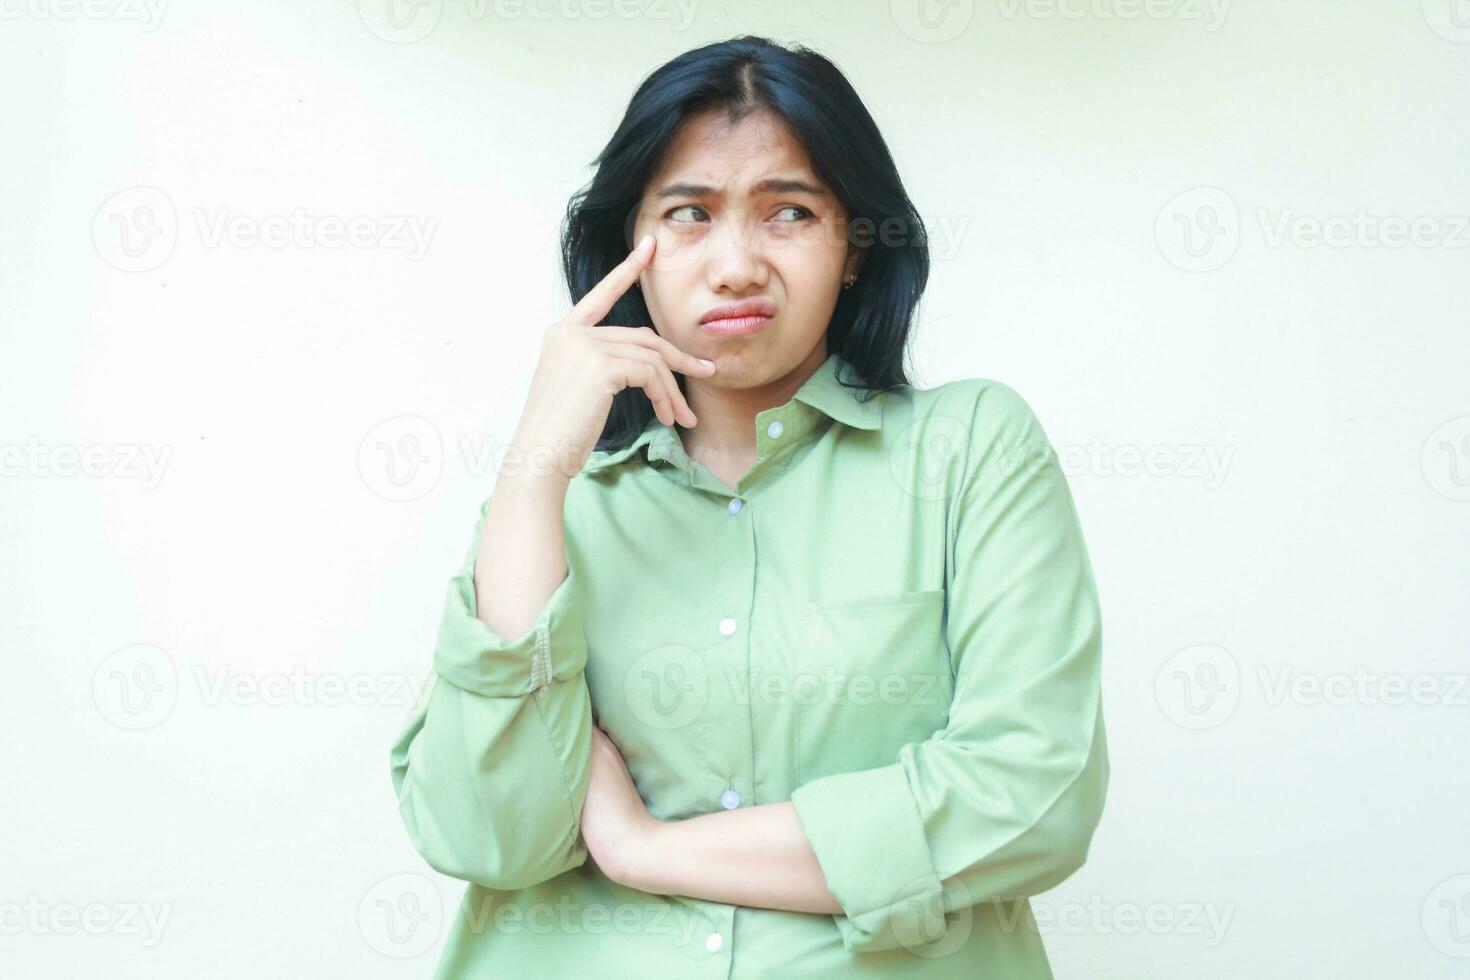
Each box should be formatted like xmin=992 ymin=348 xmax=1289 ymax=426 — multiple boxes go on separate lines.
xmin=559 ymin=35 xmax=930 ymax=452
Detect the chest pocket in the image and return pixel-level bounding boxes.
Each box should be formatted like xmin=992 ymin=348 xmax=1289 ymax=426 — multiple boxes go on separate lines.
xmin=794 ymin=588 xmax=952 ymax=784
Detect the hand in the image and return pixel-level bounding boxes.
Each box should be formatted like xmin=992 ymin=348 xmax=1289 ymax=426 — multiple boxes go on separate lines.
xmin=509 ymin=234 xmax=718 ymax=483
xmin=580 ymin=725 xmax=658 ymax=887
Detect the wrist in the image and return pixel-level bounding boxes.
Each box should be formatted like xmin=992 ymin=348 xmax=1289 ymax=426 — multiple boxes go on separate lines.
xmin=504 ymin=428 xmax=584 ymax=484
xmin=495 ymin=455 xmax=575 ymax=491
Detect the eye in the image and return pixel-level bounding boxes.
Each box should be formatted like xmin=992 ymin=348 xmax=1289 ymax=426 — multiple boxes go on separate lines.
xmin=774 ymin=205 xmax=814 ymax=222
xmin=667 ymin=204 xmax=708 ymax=223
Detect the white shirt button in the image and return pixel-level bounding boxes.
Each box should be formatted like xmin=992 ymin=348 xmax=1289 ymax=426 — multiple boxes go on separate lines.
xmin=706 ymin=931 xmax=724 ymax=953
xmin=727 ymin=497 xmax=743 ymax=515
xmin=766 ymin=420 xmax=784 ymax=439
xmin=720 ymin=788 xmax=741 ymax=809
xmin=718 ymin=617 xmax=737 ymax=636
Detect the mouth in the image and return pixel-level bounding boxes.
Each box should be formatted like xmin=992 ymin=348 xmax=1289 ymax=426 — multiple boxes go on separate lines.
xmin=698 ymin=299 xmax=777 ymax=337
xmin=700 ymin=314 xmax=772 ymax=336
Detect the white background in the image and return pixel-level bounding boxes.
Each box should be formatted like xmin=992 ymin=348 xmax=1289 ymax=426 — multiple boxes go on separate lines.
xmin=3 ymin=1 xmax=1468 ymax=977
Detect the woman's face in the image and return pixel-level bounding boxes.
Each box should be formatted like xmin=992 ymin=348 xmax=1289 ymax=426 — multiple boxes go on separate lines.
xmin=631 ymin=108 xmax=863 ymax=388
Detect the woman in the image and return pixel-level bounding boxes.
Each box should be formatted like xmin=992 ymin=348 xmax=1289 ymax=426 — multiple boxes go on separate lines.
xmin=390 ymin=35 xmax=1108 ymax=978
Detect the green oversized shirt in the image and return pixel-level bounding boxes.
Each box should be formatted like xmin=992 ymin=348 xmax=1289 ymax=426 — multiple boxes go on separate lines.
xmin=389 ymin=349 xmax=1109 ymax=978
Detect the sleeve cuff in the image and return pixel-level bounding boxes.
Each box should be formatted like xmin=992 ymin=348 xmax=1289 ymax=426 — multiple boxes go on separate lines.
xmin=432 ymin=554 xmax=588 ymax=699
xmin=790 ymin=763 xmax=948 ymax=952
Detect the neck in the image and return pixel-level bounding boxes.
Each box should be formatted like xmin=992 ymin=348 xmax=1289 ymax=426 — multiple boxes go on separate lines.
xmin=676 ymin=341 xmax=828 ymax=470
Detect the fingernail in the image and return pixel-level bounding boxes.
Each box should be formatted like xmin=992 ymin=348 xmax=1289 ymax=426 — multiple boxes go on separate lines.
xmin=698 ymin=358 xmax=716 ymax=370
xmin=637 ymin=234 xmax=654 ymax=252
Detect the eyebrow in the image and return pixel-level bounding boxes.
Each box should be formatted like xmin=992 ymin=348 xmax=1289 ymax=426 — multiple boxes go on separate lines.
xmin=652 ymin=177 xmax=829 ymax=200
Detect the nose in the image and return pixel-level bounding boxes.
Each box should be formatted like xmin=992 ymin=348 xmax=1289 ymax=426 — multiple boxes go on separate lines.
xmin=704 ymin=213 xmax=768 ymax=294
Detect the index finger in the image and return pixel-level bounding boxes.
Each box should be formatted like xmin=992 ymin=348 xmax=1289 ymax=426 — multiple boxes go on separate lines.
xmin=568 ymin=234 xmax=656 ymax=326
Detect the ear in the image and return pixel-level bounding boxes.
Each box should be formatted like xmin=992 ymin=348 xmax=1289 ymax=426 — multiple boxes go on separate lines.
xmin=844 ymin=245 xmax=867 ymax=280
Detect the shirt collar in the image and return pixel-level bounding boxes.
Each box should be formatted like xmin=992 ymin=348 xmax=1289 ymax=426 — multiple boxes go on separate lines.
xmin=581 ymin=349 xmax=882 ymax=477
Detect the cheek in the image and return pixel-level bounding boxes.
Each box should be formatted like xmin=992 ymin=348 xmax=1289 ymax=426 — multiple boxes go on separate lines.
xmin=639 ymin=279 xmax=690 ymax=341
xmin=771 ymin=248 xmax=844 ymax=305
xmin=770 ymin=224 xmax=847 ymax=280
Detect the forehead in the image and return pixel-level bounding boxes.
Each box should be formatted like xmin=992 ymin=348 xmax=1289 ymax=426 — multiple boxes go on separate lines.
xmin=650 ymin=108 xmax=819 ymax=188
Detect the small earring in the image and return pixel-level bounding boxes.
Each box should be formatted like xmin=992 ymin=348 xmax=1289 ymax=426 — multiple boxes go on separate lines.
xmin=842 ymin=274 xmax=857 ymax=290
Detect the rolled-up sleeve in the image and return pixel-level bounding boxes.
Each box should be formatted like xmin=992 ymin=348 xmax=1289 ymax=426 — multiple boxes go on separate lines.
xmin=790 ymin=382 xmax=1110 ymax=954
xmin=389 ymin=493 xmax=594 ymax=892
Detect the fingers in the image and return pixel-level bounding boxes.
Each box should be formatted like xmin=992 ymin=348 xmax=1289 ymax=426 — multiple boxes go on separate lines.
xmin=595 ymin=340 xmax=696 ymax=427
xmin=591 ymin=326 xmax=717 ymax=380
xmin=568 ymin=235 xmax=657 ymax=327
xmin=610 ymin=348 xmax=691 ymax=429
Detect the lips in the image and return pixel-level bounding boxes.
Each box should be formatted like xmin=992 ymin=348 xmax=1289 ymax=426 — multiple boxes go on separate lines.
xmin=699 ymin=299 xmax=777 ymax=325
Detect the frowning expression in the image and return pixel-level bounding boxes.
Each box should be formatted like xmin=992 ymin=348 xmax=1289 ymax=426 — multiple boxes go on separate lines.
xmin=631 ymin=107 xmax=863 ymax=386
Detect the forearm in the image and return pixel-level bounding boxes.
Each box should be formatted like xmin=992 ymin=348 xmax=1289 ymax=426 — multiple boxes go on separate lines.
xmin=619 ymin=801 xmax=843 ymax=915
xmin=474 ymin=468 xmax=570 ymax=641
